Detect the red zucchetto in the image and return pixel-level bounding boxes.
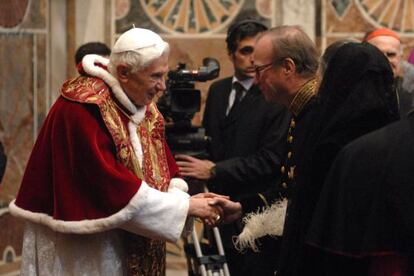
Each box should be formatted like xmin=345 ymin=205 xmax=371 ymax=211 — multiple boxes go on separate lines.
xmin=363 ymin=28 xmax=401 ymax=42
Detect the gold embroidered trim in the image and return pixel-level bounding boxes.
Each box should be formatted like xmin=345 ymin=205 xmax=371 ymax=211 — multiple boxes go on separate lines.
xmin=101 ymin=100 xmax=145 ymax=180
xmin=289 ymin=78 xmax=317 ymax=117
xmin=257 ymin=193 xmax=270 ymax=208
xmin=138 ymin=103 xmax=170 ymax=192
xmin=112 ymin=100 xmax=138 ymax=125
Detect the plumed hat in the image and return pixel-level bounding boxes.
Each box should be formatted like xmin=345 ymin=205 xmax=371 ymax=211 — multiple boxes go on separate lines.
xmin=112 ymin=28 xmax=167 ymax=53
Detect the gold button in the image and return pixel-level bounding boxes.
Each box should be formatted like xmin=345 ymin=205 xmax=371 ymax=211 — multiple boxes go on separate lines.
xmin=289 ymin=166 xmax=295 ymax=179
xmin=287 ymin=151 xmax=292 ymax=159
xmin=290 ymin=119 xmax=296 ymax=128
xmin=282 ymin=182 xmax=288 ymax=189
xmin=280 ymin=166 xmax=285 ymax=174
xmin=288 ymin=136 xmax=293 ymax=143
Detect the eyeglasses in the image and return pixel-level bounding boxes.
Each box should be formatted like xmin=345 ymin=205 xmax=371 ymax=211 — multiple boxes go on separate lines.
xmin=255 ymin=58 xmax=288 ymax=79
xmin=254 ymin=62 xmax=274 ymax=79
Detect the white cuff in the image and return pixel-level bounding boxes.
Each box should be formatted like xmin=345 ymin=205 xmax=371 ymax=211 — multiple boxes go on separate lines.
xmin=168 ymin=178 xmax=188 ymax=193
xmin=10 ymin=182 xmax=189 ymax=238
xmin=121 ymin=182 xmax=190 ymax=243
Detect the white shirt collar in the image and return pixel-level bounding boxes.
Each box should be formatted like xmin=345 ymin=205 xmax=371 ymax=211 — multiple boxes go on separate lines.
xmin=232 ymin=76 xmax=254 ymax=91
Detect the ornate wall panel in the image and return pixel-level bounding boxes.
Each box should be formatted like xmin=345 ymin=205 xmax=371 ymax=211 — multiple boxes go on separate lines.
xmin=116 ymin=0 xmax=271 ymax=35
xmin=322 ymin=0 xmax=414 ymax=56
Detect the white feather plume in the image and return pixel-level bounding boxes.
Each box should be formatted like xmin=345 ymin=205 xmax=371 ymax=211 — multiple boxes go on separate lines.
xmin=234 ymin=198 xmax=288 ymax=252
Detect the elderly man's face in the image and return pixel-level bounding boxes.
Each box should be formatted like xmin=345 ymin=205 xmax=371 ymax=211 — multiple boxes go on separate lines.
xmin=121 ymin=54 xmax=169 ymax=107
xmin=252 ymin=35 xmax=287 ymax=104
xmin=368 ymin=36 xmax=402 ymax=77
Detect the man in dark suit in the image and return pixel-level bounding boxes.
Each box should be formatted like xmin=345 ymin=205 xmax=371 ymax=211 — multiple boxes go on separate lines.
xmin=176 ymin=19 xmax=290 ymax=275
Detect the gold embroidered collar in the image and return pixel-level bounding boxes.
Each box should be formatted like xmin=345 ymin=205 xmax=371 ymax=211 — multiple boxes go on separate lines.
xmin=113 ymin=100 xmax=137 ymax=124
xmin=289 ymin=78 xmax=317 ymax=117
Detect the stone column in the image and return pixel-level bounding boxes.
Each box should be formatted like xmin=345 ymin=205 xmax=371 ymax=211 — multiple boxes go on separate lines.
xmin=50 ymin=0 xmax=67 ymax=104
xmin=273 ymin=0 xmax=316 ymax=40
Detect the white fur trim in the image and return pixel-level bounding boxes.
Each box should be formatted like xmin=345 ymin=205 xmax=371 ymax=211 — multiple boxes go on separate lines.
xmin=165 ymin=178 xmax=192 ymax=237
xmin=82 ymin=54 xmax=147 ymax=163
xmin=120 ymin=183 xmax=190 ymax=243
xmin=9 ymin=182 xmax=189 ymax=242
xmin=234 ymin=198 xmax=288 ymax=252
xmin=131 ymin=109 xmax=146 ymax=126
xmin=82 ymin=54 xmax=146 ymax=121
xmin=168 ymin=178 xmax=188 ymax=193
xmin=128 ymin=121 xmax=143 ymax=167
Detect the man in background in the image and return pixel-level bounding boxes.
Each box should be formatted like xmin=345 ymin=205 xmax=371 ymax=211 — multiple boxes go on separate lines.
xmin=75 ymin=41 xmax=111 ymax=66
xmin=176 ymin=20 xmax=290 ymax=275
xmin=364 ymin=28 xmax=414 ymax=116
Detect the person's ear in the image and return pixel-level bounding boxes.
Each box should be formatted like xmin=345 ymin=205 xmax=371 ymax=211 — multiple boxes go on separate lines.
xmin=116 ymin=64 xmax=130 ymax=83
xmin=282 ymin=58 xmax=296 ymax=76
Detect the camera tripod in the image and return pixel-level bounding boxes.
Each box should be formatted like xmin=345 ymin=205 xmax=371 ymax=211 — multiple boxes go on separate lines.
xmin=184 ymin=222 xmax=230 ymax=276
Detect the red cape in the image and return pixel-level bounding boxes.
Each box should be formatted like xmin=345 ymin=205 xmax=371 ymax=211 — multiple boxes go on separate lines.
xmin=14 ymin=96 xmax=178 ymax=222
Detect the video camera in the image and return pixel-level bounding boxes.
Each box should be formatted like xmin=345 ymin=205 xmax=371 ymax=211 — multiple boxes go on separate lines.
xmin=158 ymin=58 xmax=220 ymax=157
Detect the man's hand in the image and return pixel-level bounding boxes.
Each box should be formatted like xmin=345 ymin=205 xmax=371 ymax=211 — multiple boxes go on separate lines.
xmin=188 ymin=197 xmax=223 ymax=226
xmin=208 ymin=198 xmax=243 ymax=224
xmin=175 ymin=154 xmax=215 ymax=180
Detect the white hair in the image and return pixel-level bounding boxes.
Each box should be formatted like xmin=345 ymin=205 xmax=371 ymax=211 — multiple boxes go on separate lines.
xmin=108 ymin=42 xmax=170 ymax=76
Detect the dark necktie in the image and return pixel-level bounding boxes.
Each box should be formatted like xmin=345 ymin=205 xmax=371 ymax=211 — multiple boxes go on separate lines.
xmin=228 ymin=82 xmax=244 ymax=116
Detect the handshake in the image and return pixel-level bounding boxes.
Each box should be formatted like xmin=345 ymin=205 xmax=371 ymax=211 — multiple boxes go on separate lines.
xmin=187 ymin=192 xmax=243 ymax=227
xmin=175 ymin=154 xmax=243 ymax=226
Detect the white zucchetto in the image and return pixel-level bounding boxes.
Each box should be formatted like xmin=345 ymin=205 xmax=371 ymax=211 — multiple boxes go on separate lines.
xmin=112 ymin=28 xmax=166 ymax=54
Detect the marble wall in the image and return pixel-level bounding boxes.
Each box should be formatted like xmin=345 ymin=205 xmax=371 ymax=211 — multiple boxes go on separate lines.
xmin=0 ymin=0 xmax=49 ymax=204
xmin=0 ymin=0 xmax=49 ymax=271
xmin=0 ymin=209 xmax=24 ymax=274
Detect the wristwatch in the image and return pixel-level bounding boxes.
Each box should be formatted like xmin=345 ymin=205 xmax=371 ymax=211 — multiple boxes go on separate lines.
xmin=209 ymin=165 xmax=216 ymax=179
